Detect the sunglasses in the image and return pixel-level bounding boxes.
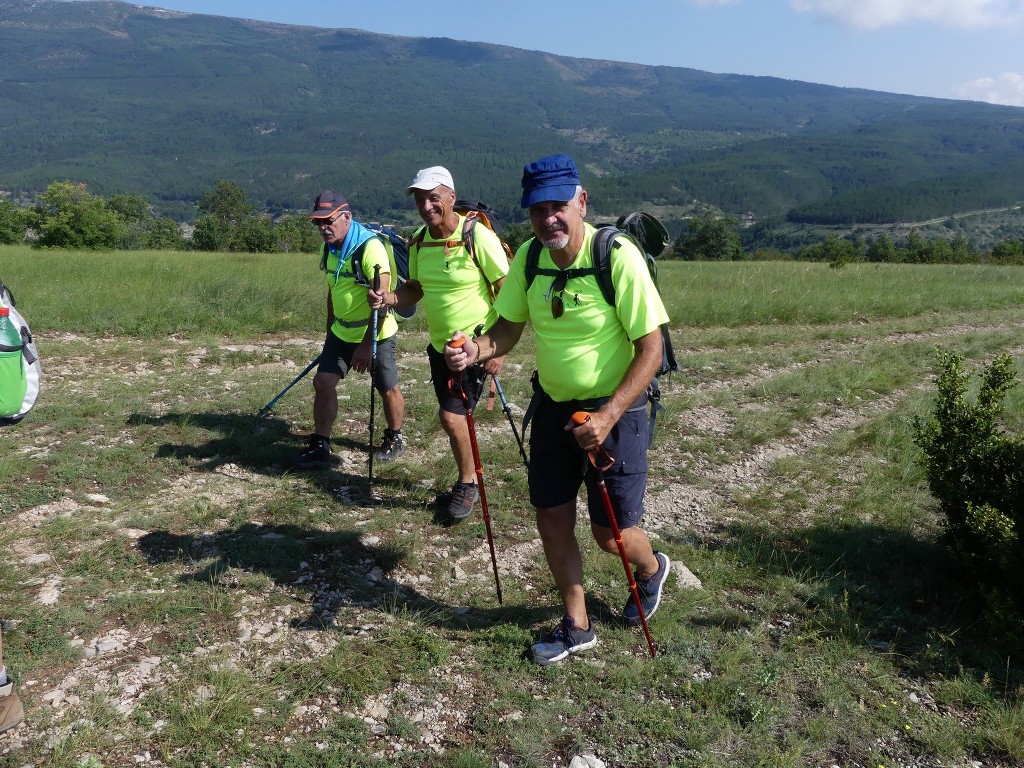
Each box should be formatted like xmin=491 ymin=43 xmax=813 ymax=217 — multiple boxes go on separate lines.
xmin=545 ymin=274 xmax=568 ymax=319
xmin=313 ymin=210 xmax=346 ymax=226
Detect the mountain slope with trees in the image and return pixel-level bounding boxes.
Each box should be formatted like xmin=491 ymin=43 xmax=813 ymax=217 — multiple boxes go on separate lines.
xmin=1 ymin=0 xmax=1023 ymax=230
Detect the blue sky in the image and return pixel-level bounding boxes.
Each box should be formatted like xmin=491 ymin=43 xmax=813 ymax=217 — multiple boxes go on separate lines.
xmin=134 ymin=0 xmax=1024 ymax=106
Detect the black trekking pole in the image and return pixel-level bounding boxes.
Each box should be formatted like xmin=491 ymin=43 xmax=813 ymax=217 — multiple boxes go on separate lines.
xmin=571 ymin=411 xmax=656 ymax=658
xmin=492 ymin=375 xmax=528 ymax=468
xmin=367 ymin=265 xmax=381 ymax=497
xmin=449 ymin=335 xmax=503 ymax=605
xmin=258 ymin=355 xmax=321 ymax=416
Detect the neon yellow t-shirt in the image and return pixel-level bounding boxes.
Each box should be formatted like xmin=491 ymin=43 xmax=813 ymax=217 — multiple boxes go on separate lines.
xmin=323 ymin=236 xmax=399 ymax=343
xmin=409 ymin=215 xmax=509 ymax=352
xmin=495 ymin=223 xmax=669 ymax=402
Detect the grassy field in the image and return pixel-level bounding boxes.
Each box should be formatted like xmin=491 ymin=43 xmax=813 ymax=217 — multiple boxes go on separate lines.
xmin=1 ymin=245 xmax=1023 ymax=768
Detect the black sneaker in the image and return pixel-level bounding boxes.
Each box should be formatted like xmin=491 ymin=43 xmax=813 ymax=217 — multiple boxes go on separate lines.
xmin=623 ymin=551 xmax=671 ymax=625
xmin=446 ymin=481 xmax=478 ymax=521
xmin=531 ymin=616 xmax=597 ymax=666
xmin=374 ymin=429 xmax=405 ymax=463
xmin=292 ymin=435 xmax=331 ymax=470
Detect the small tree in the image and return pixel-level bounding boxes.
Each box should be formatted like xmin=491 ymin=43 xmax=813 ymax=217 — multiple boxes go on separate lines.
xmin=675 ymin=213 xmax=743 ymax=261
xmin=107 ymin=192 xmax=155 ymax=249
xmin=913 ymin=350 xmax=1023 ymax=615
xmin=0 ymin=198 xmax=27 ymax=244
xmin=273 ymin=213 xmax=322 ymax=253
xmin=148 ymin=217 xmax=186 ymax=250
xmin=31 ymin=181 xmax=126 ymax=250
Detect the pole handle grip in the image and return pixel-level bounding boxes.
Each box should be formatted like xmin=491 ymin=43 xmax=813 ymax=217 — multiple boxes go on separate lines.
xmin=571 ymin=411 xmax=615 ymax=470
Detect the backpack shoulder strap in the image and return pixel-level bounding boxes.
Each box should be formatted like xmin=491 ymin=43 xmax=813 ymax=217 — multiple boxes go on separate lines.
xmin=408 ymin=225 xmax=427 ymax=251
xmin=590 ymin=226 xmax=620 ymax=307
xmin=349 ymin=238 xmax=373 ymax=286
xmin=524 ymin=237 xmax=543 ymax=290
xmin=462 ymin=212 xmax=498 ymax=302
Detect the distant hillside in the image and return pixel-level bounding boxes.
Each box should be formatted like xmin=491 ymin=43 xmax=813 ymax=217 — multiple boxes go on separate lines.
xmin=2 ymin=0 xmax=1023 ymax=232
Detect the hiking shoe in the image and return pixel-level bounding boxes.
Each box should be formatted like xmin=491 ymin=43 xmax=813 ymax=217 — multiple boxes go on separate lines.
xmin=292 ymin=435 xmax=331 ymax=470
xmin=531 ymin=616 xmax=597 ymax=666
xmin=0 ymin=680 xmax=24 ymax=735
xmin=446 ymin=481 xmax=478 ymax=521
xmin=623 ymin=551 xmax=671 ymax=625
xmin=374 ymin=429 xmax=405 ymax=464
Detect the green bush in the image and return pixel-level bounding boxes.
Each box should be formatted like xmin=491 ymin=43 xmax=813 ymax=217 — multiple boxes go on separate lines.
xmin=913 ymin=350 xmax=1023 ymax=615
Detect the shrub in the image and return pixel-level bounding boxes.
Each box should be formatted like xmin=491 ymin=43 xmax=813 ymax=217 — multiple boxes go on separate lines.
xmin=913 ymin=350 xmax=1024 ymax=616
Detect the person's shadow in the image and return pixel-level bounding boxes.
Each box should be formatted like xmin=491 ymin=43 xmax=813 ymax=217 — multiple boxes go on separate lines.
xmin=136 ymin=522 xmax=568 ymax=634
xmin=129 ymin=410 xmax=409 ymax=502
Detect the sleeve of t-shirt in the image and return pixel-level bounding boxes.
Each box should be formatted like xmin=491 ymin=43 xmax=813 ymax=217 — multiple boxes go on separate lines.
xmin=610 ymin=236 xmax=669 ymax=341
xmin=493 ymin=239 xmax=531 ymax=323
xmin=472 ymin=225 xmax=510 ymax=284
xmin=360 ymin=238 xmax=391 ymax=284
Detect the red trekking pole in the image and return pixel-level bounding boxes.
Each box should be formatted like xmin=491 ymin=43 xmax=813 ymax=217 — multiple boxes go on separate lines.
xmin=448 ymin=336 xmax=503 ymax=605
xmin=571 ymin=411 xmax=656 ymax=658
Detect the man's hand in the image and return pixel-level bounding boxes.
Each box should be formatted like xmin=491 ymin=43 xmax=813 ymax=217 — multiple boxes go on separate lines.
xmin=444 ymin=331 xmax=476 ymax=372
xmin=367 ymin=287 xmax=388 ymax=311
xmin=566 ymin=409 xmax=613 ymax=453
xmin=351 ymin=341 xmax=372 ymax=373
xmin=483 ymin=354 xmax=505 ymax=377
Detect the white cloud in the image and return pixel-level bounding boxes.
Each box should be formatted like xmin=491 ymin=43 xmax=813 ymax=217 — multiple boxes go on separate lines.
xmin=955 ymin=72 xmax=1024 ymax=106
xmin=790 ymin=0 xmax=1024 ymax=30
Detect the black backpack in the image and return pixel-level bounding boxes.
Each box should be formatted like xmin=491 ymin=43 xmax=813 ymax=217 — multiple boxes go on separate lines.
xmin=522 ymin=212 xmax=677 ymax=446
xmin=524 ymin=211 xmax=678 ymax=376
xmin=326 ymin=224 xmax=416 ymax=320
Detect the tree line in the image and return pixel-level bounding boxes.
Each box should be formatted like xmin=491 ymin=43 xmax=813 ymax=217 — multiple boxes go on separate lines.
xmin=675 ymin=213 xmax=1024 ymax=265
xmin=3 ymin=181 xmax=1024 ymax=265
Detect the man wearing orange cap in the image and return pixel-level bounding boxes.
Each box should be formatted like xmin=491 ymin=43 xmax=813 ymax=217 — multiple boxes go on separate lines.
xmin=294 ymin=190 xmax=407 ymax=469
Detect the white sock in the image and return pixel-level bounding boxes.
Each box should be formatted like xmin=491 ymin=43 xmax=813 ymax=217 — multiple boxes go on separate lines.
xmin=0 ymin=666 xmax=7 ymax=686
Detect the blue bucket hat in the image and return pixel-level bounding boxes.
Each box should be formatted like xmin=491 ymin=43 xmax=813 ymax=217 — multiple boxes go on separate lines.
xmin=520 ymin=154 xmax=580 ymax=209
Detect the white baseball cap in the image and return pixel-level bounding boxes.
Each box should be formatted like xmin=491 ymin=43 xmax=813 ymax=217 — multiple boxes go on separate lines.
xmin=405 ymin=166 xmax=455 ymax=195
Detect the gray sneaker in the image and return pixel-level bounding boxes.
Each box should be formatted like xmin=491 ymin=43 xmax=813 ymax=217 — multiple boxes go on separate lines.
xmin=531 ymin=616 xmax=597 ymax=666
xmin=374 ymin=429 xmax=405 ymax=463
xmin=623 ymin=551 xmax=671 ymax=625
xmin=0 ymin=680 xmax=24 ymax=735
xmin=446 ymin=481 xmax=478 ymax=521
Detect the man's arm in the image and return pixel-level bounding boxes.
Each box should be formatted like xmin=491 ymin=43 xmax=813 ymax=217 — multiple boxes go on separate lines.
xmin=444 ymin=316 xmax=525 ymax=372
xmin=569 ymin=329 xmax=663 ymax=452
xmin=352 ymin=273 xmax=390 ymax=372
xmin=369 ymin=278 xmax=423 ymax=311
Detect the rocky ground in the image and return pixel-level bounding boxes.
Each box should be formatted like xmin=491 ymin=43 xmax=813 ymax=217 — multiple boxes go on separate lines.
xmin=2 ymin=322 xmax=1020 ymax=767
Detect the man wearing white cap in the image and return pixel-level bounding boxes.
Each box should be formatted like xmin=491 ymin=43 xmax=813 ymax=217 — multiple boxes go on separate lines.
xmin=370 ymin=166 xmax=509 ymax=521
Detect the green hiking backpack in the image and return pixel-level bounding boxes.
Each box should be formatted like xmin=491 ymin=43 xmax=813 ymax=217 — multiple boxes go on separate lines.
xmin=0 ymin=277 xmax=41 ymax=426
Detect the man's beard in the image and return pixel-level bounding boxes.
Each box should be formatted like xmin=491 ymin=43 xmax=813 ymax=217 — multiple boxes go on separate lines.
xmin=540 ymin=232 xmax=570 ymax=250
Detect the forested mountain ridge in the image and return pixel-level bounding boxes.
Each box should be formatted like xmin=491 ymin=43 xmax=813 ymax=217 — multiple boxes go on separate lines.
xmin=1 ymin=0 xmax=1023 ymax=229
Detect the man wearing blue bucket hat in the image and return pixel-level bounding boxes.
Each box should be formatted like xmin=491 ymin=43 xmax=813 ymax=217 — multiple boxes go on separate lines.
xmin=445 ymin=154 xmax=671 ymax=665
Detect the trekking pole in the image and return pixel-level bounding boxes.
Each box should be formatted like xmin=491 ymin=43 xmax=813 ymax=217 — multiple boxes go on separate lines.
xmin=470 ymin=323 xmax=527 ymax=466
xmin=492 ymin=375 xmax=528 ymax=468
xmin=367 ymin=265 xmax=381 ymax=496
xmin=449 ymin=335 xmax=503 ymax=605
xmin=258 ymin=355 xmax=321 ymax=416
xmin=571 ymin=411 xmax=656 ymax=658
